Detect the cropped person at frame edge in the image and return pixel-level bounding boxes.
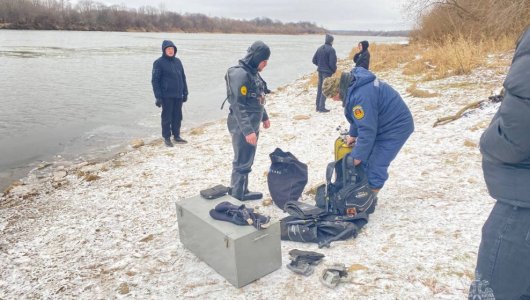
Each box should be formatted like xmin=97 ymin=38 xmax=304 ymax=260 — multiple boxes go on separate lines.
xmin=468 ymin=27 xmax=530 ymax=300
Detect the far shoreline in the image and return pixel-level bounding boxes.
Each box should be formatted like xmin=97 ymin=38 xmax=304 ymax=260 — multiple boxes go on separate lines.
xmin=0 ymin=26 xmax=409 ymax=37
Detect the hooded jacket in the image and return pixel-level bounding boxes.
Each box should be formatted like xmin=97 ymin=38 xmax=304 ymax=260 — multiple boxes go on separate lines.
xmin=151 ymin=40 xmax=188 ymax=100
xmin=353 ymin=41 xmax=370 ymax=70
xmin=225 ymin=41 xmax=270 ymax=136
xmin=344 ymin=67 xmax=414 ymax=162
xmin=312 ymin=34 xmax=337 ymax=75
xmin=480 ymin=28 xmax=530 ymax=207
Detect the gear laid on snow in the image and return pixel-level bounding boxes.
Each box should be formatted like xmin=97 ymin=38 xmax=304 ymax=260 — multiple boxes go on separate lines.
xmin=320 ymin=264 xmax=348 ymax=288
xmin=209 ymin=201 xmax=270 ymax=230
xmin=286 ymin=249 xmax=325 ymax=276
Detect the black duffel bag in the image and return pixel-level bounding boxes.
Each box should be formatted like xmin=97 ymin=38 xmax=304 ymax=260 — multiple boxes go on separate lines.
xmin=267 ymin=148 xmax=308 ymax=209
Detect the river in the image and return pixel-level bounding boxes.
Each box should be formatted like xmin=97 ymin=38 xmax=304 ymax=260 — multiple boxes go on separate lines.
xmin=0 ymin=30 xmax=405 ymax=189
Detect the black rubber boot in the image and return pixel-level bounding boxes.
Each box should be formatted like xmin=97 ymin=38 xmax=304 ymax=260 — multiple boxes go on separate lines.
xmin=242 ymin=178 xmax=262 ymax=200
xmin=241 ymin=192 xmax=263 ymax=201
xmin=229 ymin=173 xmax=246 ymax=200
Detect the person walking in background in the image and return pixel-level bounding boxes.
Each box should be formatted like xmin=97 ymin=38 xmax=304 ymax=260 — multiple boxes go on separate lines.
xmin=312 ymin=34 xmax=337 ymax=113
xmin=151 ymin=40 xmax=189 ymax=147
xmin=468 ymin=28 xmax=530 ymax=299
xmin=322 ymin=67 xmax=414 ymax=203
xmin=353 ymin=40 xmax=370 ymax=70
xmin=224 ymin=41 xmax=271 ymax=201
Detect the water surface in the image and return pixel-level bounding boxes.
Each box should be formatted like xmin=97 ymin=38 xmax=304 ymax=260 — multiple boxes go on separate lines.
xmin=0 ymin=30 xmax=405 ymax=189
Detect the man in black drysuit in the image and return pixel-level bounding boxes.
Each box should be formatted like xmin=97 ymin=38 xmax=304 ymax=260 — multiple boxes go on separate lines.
xmin=225 ymin=41 xmax=271 ymax=201
xmin=312 ymin=34 xmax=337 ymax=113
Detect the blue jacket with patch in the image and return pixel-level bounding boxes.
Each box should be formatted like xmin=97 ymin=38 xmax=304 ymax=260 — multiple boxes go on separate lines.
xmin=151 ymin=40 xmax=188 ymax=101
xmin=480 ymin=28 xmax=530 ymax=207
xmin=344 ymin=67 xmax=414 ymax=162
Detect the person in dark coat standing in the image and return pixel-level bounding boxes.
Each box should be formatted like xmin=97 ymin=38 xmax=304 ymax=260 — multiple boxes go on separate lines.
xmin=353 ymin=40 xmax=370 ymax=70
xmin=312 ymin=34 xmax=337 ymax=113
xmin=151 ymin=40 xmax=189 ymax=147
xmin=224 ymin=41 xmax=271 ymax=201
xmin=468 ymin=28 xmax=530 ymax=299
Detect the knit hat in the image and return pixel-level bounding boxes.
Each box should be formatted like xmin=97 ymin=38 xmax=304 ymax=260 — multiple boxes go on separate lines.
xmin=322 ymin=76 xmax=340 ymax=98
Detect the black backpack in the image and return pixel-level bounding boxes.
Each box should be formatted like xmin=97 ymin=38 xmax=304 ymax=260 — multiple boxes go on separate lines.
xmin=315 ymin=155 xmax=376 ymax=218
xmin=267 ymin=148 xmax=308 ymax=209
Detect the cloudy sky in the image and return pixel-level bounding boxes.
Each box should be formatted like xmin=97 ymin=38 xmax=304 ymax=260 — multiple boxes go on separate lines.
xmin=77 ymin=0 xmax=413 ymax=31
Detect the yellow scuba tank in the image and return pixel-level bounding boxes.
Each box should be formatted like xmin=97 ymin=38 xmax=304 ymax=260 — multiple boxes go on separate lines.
xmin=334 ymin=126 xmax=353 ymax=161
xmin=334 ymin=137 xmax=352 ymax=161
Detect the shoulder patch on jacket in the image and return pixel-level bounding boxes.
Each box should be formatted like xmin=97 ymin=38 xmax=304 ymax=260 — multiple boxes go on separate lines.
xmin=353 ymin=105 xmax=364 ymax=120
xmin=240 ymin=85 xmax=247 ymax=96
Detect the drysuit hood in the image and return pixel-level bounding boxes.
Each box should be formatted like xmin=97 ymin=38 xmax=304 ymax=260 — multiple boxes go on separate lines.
xmin=240 ymin=40 xmax=271 ymax=71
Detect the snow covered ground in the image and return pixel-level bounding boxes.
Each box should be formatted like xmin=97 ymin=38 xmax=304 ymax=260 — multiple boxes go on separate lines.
xmin=0 ymin=54 xmax=511 ymax=299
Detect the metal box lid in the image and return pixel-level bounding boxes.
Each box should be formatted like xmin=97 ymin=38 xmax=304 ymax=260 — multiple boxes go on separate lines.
xmin=177 ymin=194 xmax=267 ymax=239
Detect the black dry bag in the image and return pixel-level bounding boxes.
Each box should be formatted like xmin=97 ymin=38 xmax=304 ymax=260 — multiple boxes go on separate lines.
xmin=267 ymin=148 xmax=308 ymax=209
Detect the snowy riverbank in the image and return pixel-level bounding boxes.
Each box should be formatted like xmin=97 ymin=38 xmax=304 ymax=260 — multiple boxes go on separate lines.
xmin=0 ymin=54 xmax=511 ymax=298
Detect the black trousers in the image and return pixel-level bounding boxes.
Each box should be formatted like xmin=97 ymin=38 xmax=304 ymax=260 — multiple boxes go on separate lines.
xmin=469 ymin=201 xmax=530 ymax=299
xmin=316 ymin=72 xmax=331 ymax=111
xmin=161 ymin=97 xmax=183 ymax=139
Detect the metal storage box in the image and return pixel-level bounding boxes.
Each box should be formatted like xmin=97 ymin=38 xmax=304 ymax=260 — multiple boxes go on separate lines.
xmin=176 ymin=194 xmax=281 ymax=288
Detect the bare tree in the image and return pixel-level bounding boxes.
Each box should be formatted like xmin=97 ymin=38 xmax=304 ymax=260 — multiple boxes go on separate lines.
xmin=0 ymin=0 xmax=327 ymax=33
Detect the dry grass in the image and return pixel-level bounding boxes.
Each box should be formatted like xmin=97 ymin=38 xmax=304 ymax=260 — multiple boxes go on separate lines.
xmin=189 ymin=126 xmax=206 ymax=136
xmin=349 ymin=43 xmax=419 ymax=73
xmin=307 ymin=72 xmax=318 ymax=88
xmin=305 ymin=70 xmax=343 ymax=90
xmin=359 ymin=34 xmax=517 ymax=81
xmin=406 ymin=83 xmax=439 ymax=98
xmin=438 ymin=82 xmax=477 ymax=90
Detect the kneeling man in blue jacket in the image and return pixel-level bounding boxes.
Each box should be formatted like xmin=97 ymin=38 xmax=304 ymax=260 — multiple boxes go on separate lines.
xmin=322 ymin=67 xmax=414 ymax=196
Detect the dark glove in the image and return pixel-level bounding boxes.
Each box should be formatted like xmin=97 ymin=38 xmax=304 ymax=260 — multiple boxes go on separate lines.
xmin=155 ymin=98 xmax=162 ymax=107
xmin=182 ymin=95 xmax=188 ymax=102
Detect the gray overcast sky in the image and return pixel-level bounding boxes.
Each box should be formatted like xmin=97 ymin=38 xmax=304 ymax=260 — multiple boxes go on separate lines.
xmin=75 ymin=0 xmax=413 ymax=31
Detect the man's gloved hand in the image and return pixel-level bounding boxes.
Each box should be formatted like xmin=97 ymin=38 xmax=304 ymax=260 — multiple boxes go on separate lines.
xmin=345 ymin=152 xmax=361 ymax=166
xmin=155 ymin=98 xmax=162 ymax=107
xmin=182 ymin=95 xmax=188 ymax=102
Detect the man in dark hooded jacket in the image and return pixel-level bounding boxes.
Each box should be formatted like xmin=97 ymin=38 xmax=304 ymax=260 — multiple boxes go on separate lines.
xmin=224 ymin=41 xmax=271 ymax=201
xmin=468 ymin=28 xmax=530 ymax=299
xmin=312 ymin=34 xmax=337 ymax=113
xmin=151 ymin=40 xmax=189 ymax=147
xmin=353 ymin=40 xmax=370 ymax=70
